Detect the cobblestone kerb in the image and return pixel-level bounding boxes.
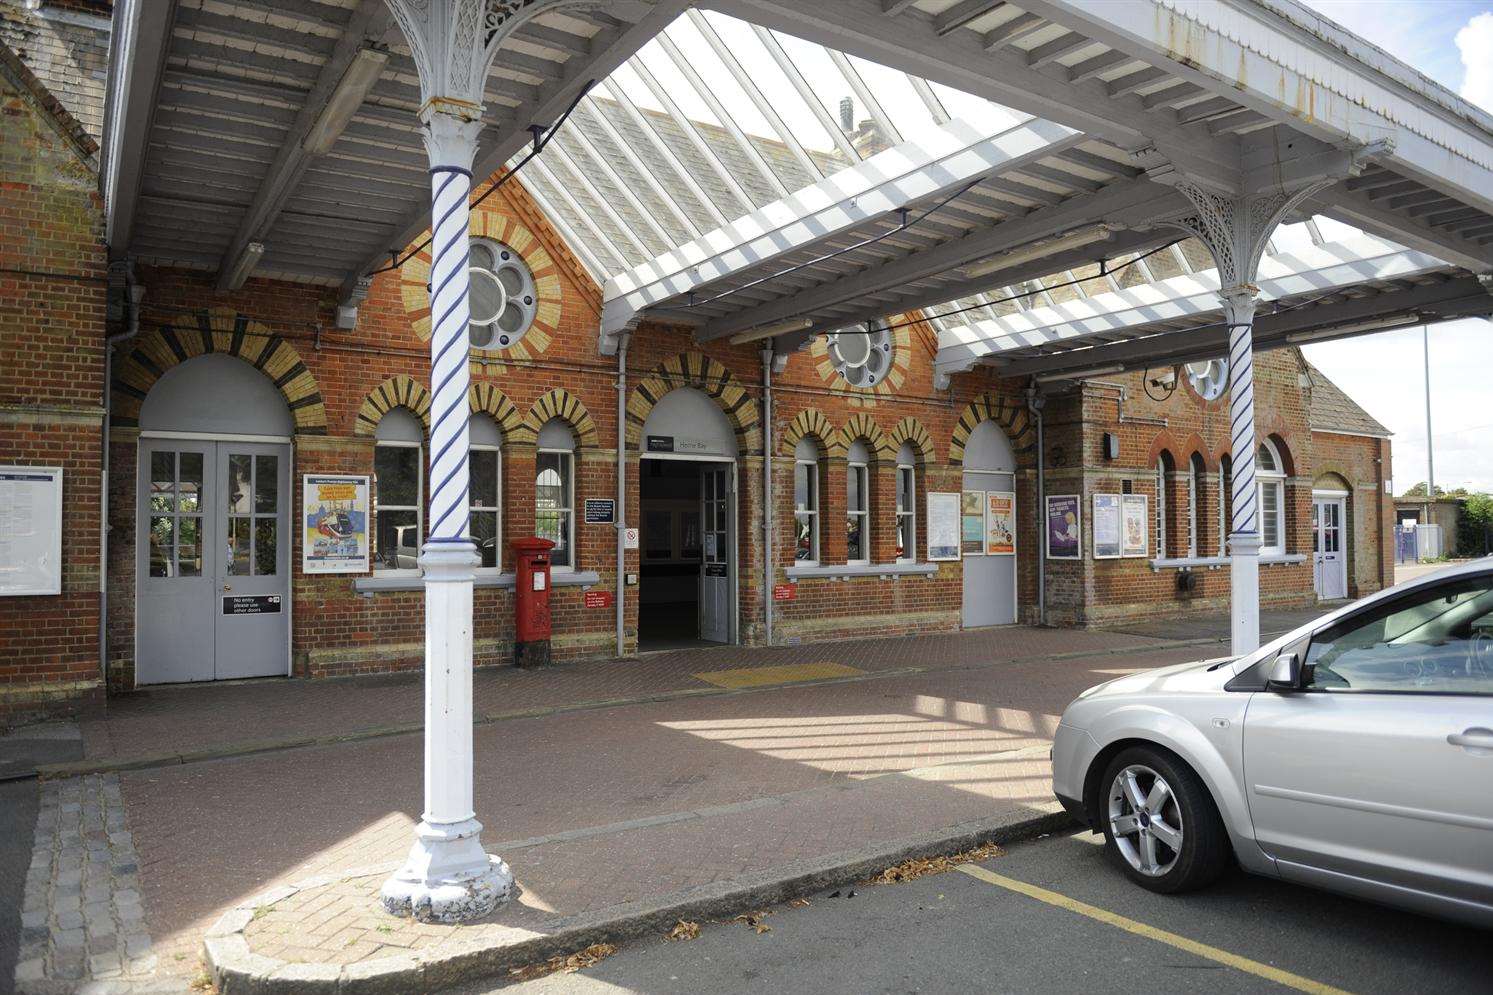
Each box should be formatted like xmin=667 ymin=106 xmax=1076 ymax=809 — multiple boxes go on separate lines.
xmin=13 ymin=774 xmax=188 ymax=995
xmin=202 ymin=810 xmax=1073 ymax=994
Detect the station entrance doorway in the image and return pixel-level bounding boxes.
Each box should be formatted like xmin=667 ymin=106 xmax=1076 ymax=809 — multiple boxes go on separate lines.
xmin=637 ymin=387 xmax=738 ymax=651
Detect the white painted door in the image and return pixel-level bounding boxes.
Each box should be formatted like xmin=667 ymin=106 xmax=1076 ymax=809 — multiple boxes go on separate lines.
xmin=215 ymin=443 xmax=291 ymax=679
xmin=1312 ymin=496 xmax=1347 ymax=601
xmin=699 ymin=463 xmax=731 ymax=643
xmin=137 ymin=439 xmax=290 ymax=684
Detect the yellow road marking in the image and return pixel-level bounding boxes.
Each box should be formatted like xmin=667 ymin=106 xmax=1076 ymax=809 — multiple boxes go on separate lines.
xmin=956 ymin=864 xmax=1353 ymax=995
xmin=691 ymin=662 xmax=864 ymax=689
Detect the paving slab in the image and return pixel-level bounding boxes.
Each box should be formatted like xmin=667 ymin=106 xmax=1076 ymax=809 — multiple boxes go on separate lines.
xmin=100 ymin=638 xmax=1210 ymax=990
xmin=74 ymin=625 xmax=1177 ymax=773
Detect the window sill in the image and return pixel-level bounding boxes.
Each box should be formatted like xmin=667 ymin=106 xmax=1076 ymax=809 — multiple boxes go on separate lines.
xmin=353 ymin=570 xmax=601 ymax=594
xmin=785 ymin=562 xmax=938 ymax=580
xmin=1148 ymin=553 xmax=1307 ymax=570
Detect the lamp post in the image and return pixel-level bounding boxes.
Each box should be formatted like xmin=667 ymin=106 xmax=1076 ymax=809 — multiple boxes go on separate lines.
xmin=378 ymin=0 xmax=607 ymax=924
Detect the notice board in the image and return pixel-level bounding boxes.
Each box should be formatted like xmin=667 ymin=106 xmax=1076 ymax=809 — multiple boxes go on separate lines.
xmin=0 ymin=466 xmax=63 ymax=596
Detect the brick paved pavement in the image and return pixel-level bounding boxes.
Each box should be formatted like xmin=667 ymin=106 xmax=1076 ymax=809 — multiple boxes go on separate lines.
xmin=79 ymin=625 xmax=1177 ymax=766
xmin=108 ymin=637 xmax=1212 ymax=981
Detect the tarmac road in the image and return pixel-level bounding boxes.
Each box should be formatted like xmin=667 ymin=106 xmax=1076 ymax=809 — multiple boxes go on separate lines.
xmin=471 ymin=829 xmax=1492 ymax=995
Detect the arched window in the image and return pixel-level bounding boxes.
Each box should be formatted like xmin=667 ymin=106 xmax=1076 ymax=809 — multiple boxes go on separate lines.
xmin=374 ymin=407 xmax=424 ymax=572
xmin=1155 ymin=452 xmax=1174 ymax=557
xmin=1218 ymin=453 xmax=1233 ymax=556
xmin=536 ymin=419 xmax=575 ymax=569
xmin=1258 ymin=439 xmax=1286 ymax=556
xmin=793 ymin=436 xmax=821 ymax=564
xmin=469 ymin=414 xmax=502 ymax=570
xmin=895 ymin=441 xmax=917 ymax=563
xmin=1189 ymin=453 xmax=1207 ymax=557
xmin=846 ymin=440 xmax=871 ymax=564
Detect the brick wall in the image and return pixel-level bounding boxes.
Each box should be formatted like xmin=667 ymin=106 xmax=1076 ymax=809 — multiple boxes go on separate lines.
xmin=0 ymin=57 xmax=106 ymax=725
xmin=0 ymin=1 xmax=110 ymax=144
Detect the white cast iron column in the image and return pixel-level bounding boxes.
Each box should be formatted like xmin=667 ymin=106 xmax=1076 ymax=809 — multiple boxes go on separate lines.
xmin=380 ymin=106 xmax=512 ymax=922
xmin=1220 ymin=284 xmax=1261 ymax=654
xmin=380 ymin=0 xmax=610 ymax=923
xmin=1155 ymin=176 xmax=1334 ymax=656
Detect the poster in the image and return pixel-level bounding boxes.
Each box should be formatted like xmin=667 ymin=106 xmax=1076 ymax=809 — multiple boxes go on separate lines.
xmin=302 ymin=474 xmax=370 ymax=574
xmin=1122 ymin=494 xmax=1150 ymax=558
xmin=1092 ymin=493 xmax=1122 ymax=559
xmin=985 ymin=491 xmax=1016 ymax=555
xmin=0 ymin=466 xmax=62 ymax=596
xmin=1045 ymin=494 xmax=1081 ymax=560
xmin=960 ymin=490 xmax=985 ymax=555
xmin=927 ymin=492 xmax=960 ymax=561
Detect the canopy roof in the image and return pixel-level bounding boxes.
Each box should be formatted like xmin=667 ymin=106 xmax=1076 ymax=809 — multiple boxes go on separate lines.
xmin=103 ymin=0 xmax=1493 ymax=366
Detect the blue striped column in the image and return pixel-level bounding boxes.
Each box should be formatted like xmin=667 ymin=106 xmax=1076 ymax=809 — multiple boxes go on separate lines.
xmin=1222 ymin=285 xmax=1262 ymax=655
xmin=382 ymin=110 xmax=511 ymax=924
xmin=426 ymin=161 xmax=474 ymax=546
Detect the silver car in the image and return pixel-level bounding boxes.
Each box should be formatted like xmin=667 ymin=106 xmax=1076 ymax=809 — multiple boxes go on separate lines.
xmin=1052 ymin=559 xmax=1493 ymax=926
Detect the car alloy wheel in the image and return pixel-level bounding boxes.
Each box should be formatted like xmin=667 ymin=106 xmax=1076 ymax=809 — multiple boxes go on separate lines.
xmin=1106 ymin=763 xmax=1184 ymax=877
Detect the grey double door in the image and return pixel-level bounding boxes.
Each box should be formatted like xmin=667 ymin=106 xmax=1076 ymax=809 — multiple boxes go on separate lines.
xmin=137 ymin=438 xmax=290 ymax=684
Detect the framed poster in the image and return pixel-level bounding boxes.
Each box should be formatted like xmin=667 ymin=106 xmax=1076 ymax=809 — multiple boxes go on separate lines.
xmin=1045 ymin=494 xmax=1081 ymax=560
xmin=1092 ymin=493 xmax=1122 ymax=559
xmin=302 ymin=474 xmax=370 ymax=574
xmin=927 ymin=492 xmax=961 ymax=561
xmin=0 ymin=466 xmax=63 ymax=596
xmin=1122 ymin=493 xmax=1150 ymax=558
xmin=984 ymin=491 xmax=1016 ymax=555
xmin=960 ymin=490 xmax=985 ymax=555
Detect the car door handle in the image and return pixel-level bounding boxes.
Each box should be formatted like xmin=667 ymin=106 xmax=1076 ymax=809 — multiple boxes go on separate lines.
xmin=1447 ymin=728 xmax=1493 ymax=750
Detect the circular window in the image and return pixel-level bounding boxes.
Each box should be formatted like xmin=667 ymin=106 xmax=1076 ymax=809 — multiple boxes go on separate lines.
xmin=826 ymin=322 xmax=893 ymax=389
xmin=469 ymin=239 xmax=537 ymax=350
xmin=1185 ymin=358 xmax=1229 ymax=401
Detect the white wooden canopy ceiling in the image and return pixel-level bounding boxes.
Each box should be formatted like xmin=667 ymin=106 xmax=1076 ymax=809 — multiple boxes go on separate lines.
xmin=102 ymin=0 xmax=1493 ymax=371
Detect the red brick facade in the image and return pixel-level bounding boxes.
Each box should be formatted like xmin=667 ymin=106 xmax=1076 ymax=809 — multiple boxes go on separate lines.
xmin=0 ymin=44 xmax=106 ymax=723
xmin=0 ymin=18 xmax=1394 ymax=721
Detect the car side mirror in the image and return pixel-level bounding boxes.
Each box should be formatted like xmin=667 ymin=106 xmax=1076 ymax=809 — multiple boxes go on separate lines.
xmin=1265 ymin=652 xmax=1303 ymax=692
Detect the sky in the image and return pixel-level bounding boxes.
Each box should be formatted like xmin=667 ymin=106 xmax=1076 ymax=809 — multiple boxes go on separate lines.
xmin=1295 ymin=1 xmax=1493 ymax=494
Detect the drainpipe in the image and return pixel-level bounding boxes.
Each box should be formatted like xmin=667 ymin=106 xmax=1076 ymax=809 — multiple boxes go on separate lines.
xmin=1027 ymin=384 xmax=1046 ymax=627
xmin=100 ymin=268 xmax=143 ymax=683
xmin=614 ymin=331 xmax=630 ymax=658
xmin=761 ymin=345 xmax=774 ymax=646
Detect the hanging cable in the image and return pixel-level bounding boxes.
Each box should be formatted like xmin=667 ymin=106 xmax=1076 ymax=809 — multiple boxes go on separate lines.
xmin=365 ymin=79 xmax=598 ymax=277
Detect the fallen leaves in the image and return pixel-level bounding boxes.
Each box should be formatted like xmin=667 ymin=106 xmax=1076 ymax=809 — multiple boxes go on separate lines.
xmin=733 ymin=910 xmax=772 ymax=934
xmin=788 ymin=898 xmax=811 ymax=909
xmin=667 ymin=920 xmax=701 ymax=941
xmin=507 ymin=943 xmax=618 ymax=982
xmin=867 ymin=842 xmax=1005 ymax=885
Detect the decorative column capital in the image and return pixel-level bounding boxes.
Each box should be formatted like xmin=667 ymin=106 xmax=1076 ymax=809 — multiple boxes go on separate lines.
xmin=386 ymin=0 xmax=611 ymax=114
xmin=420 ymin=109 xmax=484 ymax=171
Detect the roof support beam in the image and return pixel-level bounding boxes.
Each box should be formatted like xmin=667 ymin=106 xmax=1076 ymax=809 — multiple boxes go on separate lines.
xmin=600 ymin=116 xmax=1083 ymax=350
xmin=699 ymin=174 xmax=1174 ymax=340
xmin=103 ymin=0 xmax=180 ymax=256
xmin=1314 ymin=185 xmax=1493 ymax=271
xmin=217 ymin=0 xmax=393 ymax=293
xmin=704 ymin=0 xmax=1243 ymax=184
xmin=993 ymin=276 xmax=1493 ymax=377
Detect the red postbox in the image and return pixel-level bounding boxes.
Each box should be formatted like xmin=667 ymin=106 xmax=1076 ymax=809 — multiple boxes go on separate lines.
xmin=512 ymin=536 xmax=554 ymax=668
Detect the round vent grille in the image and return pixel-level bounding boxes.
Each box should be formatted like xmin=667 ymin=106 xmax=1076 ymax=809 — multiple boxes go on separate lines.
xmin=826 ymin=322 xmax=894 ymax=389
xmin=468 ymin=239 xmax=537 ymax=350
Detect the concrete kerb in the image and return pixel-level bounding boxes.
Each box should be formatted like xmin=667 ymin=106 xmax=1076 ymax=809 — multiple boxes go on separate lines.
xmin=35 ymin=636 xmax=1224 ymax=782
xmin=203 ymin=810 xmax=1077 ymax=994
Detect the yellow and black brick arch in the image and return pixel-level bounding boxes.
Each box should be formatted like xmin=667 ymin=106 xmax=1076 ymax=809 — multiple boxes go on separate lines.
xmin=110 ymin=308 xmax=327 ymax=434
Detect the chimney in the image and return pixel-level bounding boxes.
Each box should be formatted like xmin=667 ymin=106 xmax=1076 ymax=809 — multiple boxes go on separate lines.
xmin=839 ymin=97 xmax=854 ymax=132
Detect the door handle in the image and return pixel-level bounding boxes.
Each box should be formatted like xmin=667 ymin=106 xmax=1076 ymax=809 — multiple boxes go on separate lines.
xmin=223 ymin=584 xmax=233 ymax=592
xmin=1447 ymin=727 xmax=1493 ymax=751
